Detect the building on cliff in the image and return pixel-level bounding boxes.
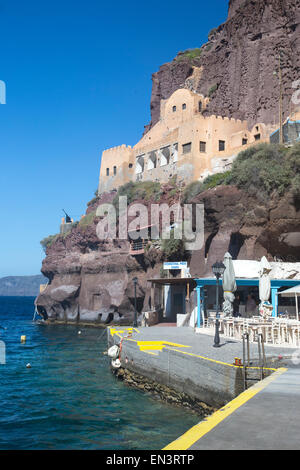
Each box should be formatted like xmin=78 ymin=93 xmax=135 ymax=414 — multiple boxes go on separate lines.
xmin=98 ymin=88 xmax=274 ymax=194
xmin=270 ymin=111 xmax=300 ymax=145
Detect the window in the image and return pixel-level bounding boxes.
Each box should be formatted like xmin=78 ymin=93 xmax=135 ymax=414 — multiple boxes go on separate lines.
xmin=254 ymin=133 xmax=261 ymax=141
xmin=106 ymin=168 xmax=109 ymax=176
xmin=182 ymin=103 xmax=186 ymax=110
xmin=129 ymin=163 xmax=133 ymax=168
xmin=172 ymin=105 xmax=176 ymax=112
xmin=219 ymin=140 xmax=225 ymax=151
xmin=200 ymin=141 xmax=206 ymax=153
xmin=242 ymin=138 xmax=248 ymax=146
xmin=113 ymin=166 xmax=117 ymax=175
xmin=182 ymin=142 xmax=192 ymax=154
xmin=198 ymin=101 xmax=202 ymax=112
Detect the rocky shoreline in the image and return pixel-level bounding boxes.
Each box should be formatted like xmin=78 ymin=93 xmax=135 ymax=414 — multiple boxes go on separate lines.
xmin=112 ymin=366 xmax=215 ymax=417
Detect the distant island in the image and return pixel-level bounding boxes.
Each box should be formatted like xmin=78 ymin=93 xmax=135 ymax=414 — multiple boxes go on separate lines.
xmin=0 ymin=275 xmax=47 ymax=297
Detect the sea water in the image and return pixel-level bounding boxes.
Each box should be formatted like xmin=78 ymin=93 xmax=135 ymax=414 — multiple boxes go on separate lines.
xmin=0 ymin=297 xmax=198 ymax=450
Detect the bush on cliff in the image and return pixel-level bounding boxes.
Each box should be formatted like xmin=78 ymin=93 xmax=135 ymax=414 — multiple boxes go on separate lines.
xmin=227 ymin=143 xmax=296 ymax=195
xmin=183 ymin=143 xmax=300 ymax=202
xmin=113 ymin=181 xmax=162 ymax=210
xmin=175 ymin=48 xmax=202 ymax=62
xmin=183 ymin=172 xmax=230 ymax=202
xmin=40 ymin=234 xmax=59 ymax=251
xmin=161 ymin=228 xmax=187 ymax=261
xmin=78 ymin=209 xmax=97 ymax=230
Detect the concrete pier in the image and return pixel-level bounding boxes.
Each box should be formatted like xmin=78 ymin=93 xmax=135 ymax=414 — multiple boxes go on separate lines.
xmin=165 ymin=365 xmax=300 ymax=450
xmin=108 ymin=326 xmax=294 ymax=409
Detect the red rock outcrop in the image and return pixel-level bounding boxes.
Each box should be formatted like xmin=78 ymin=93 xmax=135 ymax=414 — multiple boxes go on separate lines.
xmin=36 ymin=185 xmax=300 ymax=324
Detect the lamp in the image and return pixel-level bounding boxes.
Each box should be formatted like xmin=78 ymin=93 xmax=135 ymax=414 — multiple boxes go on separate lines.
xmin=212 ymin=261 xmax=226 ymax=347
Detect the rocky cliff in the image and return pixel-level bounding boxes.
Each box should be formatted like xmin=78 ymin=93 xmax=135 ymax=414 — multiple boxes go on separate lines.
xmin=145 ymin=0 xmax=300 ymax=133
xmin=36 ymin=181 xmax=300 ymax=324
xmin=35 ymin=0 xmax=300 ymax=325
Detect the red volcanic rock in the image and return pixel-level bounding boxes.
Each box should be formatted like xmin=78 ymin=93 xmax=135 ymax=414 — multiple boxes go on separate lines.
xmin=189 ymin=186 xmax=300 ymax=278
xmin=144 ymin=0 xmax=300 ymax=134
xmin=36 ymin=181 xmax=300 ymax=324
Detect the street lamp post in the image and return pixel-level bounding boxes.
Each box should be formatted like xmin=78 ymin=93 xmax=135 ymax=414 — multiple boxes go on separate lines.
xmin=133 ymin=277 xmax=138 ymax=327
xmin=212 ymin=261 xmax=226 ymax=348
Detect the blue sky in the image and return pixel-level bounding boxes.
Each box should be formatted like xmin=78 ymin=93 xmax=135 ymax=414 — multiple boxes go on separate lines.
xmin=0 ymin=0 xmax=228 ymax=277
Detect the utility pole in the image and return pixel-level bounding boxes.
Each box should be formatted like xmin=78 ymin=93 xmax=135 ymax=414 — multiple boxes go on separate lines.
xmin=279 ymin=51 xmax=283 ymax=145
xmin=274 ymin=51 xmax=284 ymax=145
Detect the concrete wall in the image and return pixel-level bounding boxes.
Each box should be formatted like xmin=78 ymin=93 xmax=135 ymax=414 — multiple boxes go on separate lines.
xmin=109 ymin=333 xmax=244 ymax=408
xmin=98 ymin=144 xmax=134 ymax=194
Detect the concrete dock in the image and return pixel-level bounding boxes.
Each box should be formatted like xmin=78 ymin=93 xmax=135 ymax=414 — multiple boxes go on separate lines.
xmin=164 ymin=365 xmax=300 ymax=450
xmin=108 ymin=326 xmax=294 ymax=408
xmin=108 ymin=326 xmax=300 ymax=449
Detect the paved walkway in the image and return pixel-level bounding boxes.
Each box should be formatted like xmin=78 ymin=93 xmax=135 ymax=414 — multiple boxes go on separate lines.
xmin=111 ymin=326 xmax=295 ymax=364
xmin=164 ymin=365 xmax=300 ymax=450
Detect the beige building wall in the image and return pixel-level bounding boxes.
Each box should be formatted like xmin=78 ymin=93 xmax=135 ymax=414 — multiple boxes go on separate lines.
xmin=98 ymin=145 xmax=134 ymax=194
xmin=98 ymin=89 xmax=273 ymax=194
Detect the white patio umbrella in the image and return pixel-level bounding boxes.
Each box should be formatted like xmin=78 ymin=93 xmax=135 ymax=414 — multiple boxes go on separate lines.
xmin=222 ymin=252 xmax=237 ymax=316
xmin=259 ymin=256 xmax=272 ymax=318
xmin=277 ymin=285 xmax=300 ymax=321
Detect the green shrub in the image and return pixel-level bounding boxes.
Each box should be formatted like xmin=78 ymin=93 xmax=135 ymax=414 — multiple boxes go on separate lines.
xmin=208 ymin=83 xmax=218 ymax=97
xmin=291 ymin=174 xmax=300 ymax=197
xmin=78 ymin=210 xmax=97 ymax=230
xmin=227 ymin=143 xmax=292 ymax=195
xmin=162 ymin=229 xmax=186 ymax=261
xmin=176 ymin=48 xmax=202 ymax=62
xmin=113 ymin=181 xmax=162 ymax=210
xmin=169 ymin=188 xmax=178 ymax=198
xmin=183 ymin=181 xmax=204 ymax=203
xmin=202 ymin=171 xmax=231 ymax=189
xmin=40 ymin=234 xmax=59 ymax=251
xmin=183 ymin=172 xmax=231 ymax=202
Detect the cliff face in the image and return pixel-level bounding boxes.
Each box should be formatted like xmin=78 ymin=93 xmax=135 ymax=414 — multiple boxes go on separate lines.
xmin=36 ymin=185 xmax=300 ymax=324
xmin=145 ymin=0 xmax=300 ymax=133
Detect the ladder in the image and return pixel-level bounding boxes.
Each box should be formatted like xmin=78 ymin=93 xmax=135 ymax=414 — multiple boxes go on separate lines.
xmin=242 ymin=332 xmax=266 ymax=390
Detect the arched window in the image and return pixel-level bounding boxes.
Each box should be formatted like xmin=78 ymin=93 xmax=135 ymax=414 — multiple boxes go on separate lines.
xmin=159 ymin=147 xmax=170 ymax=166
xmin=113 ymin=166 xmax=117 ymax=175
xmin=147 ymin=152 xmax=157 ymax=170
xmin=106 ymin=168 xmax=109 ymax=176
xmin=136 ymin=156 xmax=144 ymax=174
xmin=172 ymin=105 xmax=176 ymax=112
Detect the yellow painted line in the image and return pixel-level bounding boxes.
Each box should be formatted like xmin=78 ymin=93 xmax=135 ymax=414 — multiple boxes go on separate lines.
xmin=163 ymin=367 xmax=288 ymax=450
xmin=140 ymin=345 xmax=164 ymax=351
xmin=109 ymin=327 xmax=140 ymax=337
xmin=137 ymin=340 xmax=191 ymax=354
xmin=165 ymin=347 xmax=277 ymax=371
xmin=144 ymin=351 xmax=159 ymax=356
xmin=111 ymin=330 xmax=276 ymax=371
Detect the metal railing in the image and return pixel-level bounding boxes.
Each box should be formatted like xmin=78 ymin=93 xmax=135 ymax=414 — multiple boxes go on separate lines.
xmin=242 ymin=332 xmax=267 ymax=390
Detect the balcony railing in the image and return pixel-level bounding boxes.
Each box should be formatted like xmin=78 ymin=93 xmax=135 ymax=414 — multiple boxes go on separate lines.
xmin=129 ymin=240 xmax=148 ymax=256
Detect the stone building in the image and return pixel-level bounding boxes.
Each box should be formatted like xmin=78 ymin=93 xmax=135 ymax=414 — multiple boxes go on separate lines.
xmin=98 ymin=88 xmax=273 ymax=194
